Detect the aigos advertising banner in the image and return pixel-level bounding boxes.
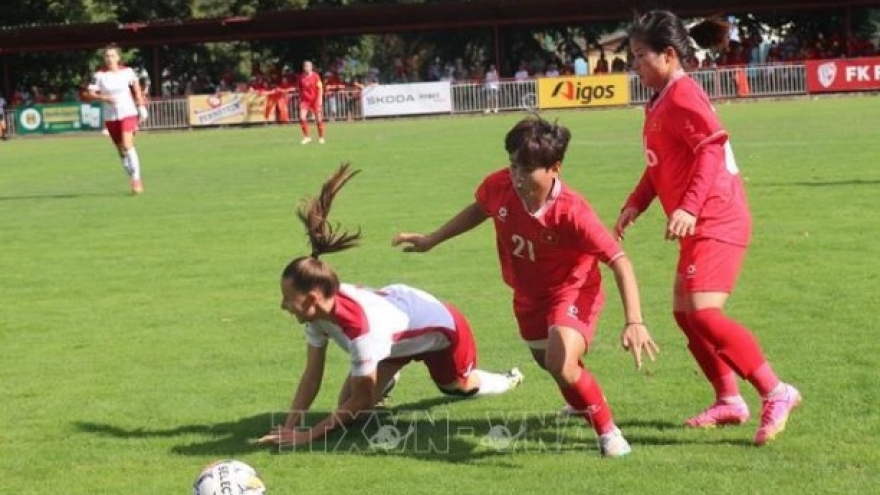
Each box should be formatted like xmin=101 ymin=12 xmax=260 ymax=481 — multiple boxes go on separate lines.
xmin=806 ymin=57 xmax=880 ymax=93
xmin=537 ymin=75 xmax=630 ymax=109
xmin=15 ymin=102 xmax=103 ymax=135
xmin=361 ymin=82 xmax=452 ymax=118
xmin=188 ymin=92 xmax=275 ymax=126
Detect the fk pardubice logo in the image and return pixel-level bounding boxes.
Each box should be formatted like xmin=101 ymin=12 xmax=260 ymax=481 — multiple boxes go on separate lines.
xmin=818 ymin=62 xmax=838 ymax=88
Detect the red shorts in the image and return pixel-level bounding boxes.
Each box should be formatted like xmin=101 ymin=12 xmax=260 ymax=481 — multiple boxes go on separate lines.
xmin=513 ymin=287 xmax=605 ymax=350
xmin=678 ymin=238 xmax=748 ymax=293
xmin=299 ymin=101 xmax=322 ymax=117
xmin=105 ymin=116 xmax=138 ymax=145
xmin=382 ymin=304 xmax=477 ymax=389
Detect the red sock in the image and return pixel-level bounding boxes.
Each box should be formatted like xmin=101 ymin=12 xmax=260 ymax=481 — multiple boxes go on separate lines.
xmin=317 ymin=121 xmax=326 ymax=138
xmin=300 ymin=121 xmax=309 ymax=137
xmin=559 ymin=367 xmax=614 ymax=435
xmin=688 ymin=308 xmax=779 ymax=396
xmin=674 ymin=311 xmax=739 ymax=400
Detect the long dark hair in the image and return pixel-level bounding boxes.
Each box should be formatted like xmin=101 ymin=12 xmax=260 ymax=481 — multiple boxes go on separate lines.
xmin=629 ymin=11 xmax=730 ymax=60
xmin=281 ymin=163 xmax=362 ymax=297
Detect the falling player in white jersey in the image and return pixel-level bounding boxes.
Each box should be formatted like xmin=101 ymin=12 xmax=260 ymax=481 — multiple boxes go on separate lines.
xmin=257 ymin=164 xmax=524 ymax=448
xmin=85 ymin=44 xmax=149 ymax=195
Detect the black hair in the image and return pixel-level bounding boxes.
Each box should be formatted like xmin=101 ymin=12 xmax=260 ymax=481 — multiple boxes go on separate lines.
xmin=629 ymin=11 xmax=730 ymax=60
xmin=504 ymin=116 xmax=571 ymax=170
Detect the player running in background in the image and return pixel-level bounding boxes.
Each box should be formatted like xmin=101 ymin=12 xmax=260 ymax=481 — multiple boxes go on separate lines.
xmin=85 ymin=44 xmax=149 ymax=195
xmin=393 ymin=117 xmax=658 ymax=457
xmin=257 ymin=164 xmax=523 ymax=448
xmin=619 ymin=11 xmax=801 ymax=446
xmin=0 ymin=93 xmax=7 ymax=140
xmin=297 ymin=61 xmax=325 ymax=145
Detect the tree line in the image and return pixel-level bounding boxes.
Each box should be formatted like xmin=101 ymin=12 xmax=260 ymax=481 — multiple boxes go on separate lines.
xmin=2 ymin=1 xmax=877 ymax=99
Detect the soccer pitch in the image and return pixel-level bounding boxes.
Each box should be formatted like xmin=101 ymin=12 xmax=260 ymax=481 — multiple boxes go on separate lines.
xmin=1 ymin=97 xmax=878 ymax=495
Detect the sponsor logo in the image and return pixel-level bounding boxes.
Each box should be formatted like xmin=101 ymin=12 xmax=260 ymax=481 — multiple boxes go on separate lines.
xmin=193 ymin=94 xmax=245 ymax=125
xmin=645 ymin=148 xmax=659 ymax=167
xmin=367 ymin=94 xmax=416 ymax=105
xmin=550 ymin=81 xmax=616 ymax=103
xmin=844 ymin=64 xmax=880 ymax=82
xmin=817 ymin=62 xmax=837 ymax=88
xmin=207 ymin=94 xmax=222 ymax=108
xmin=19 ymin=108 xmax=42 ymax=131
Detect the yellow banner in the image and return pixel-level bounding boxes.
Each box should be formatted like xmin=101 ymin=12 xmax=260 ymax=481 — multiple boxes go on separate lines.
xmin=537 ymin=75 xmax=630 ymax=109
xmin=188 ymin=92 xmax=276 ymax=126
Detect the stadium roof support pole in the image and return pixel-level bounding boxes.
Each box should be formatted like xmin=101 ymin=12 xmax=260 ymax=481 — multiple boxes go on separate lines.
xmin=494 ymin=24 xmax=501 ymax=75
xmin=3 ymin=55 xmax=8 ymax=98
xmin=152 ymin=45 xmax=161 ymax=98
xmin=846 ymin=6 xmax=853 ymax=57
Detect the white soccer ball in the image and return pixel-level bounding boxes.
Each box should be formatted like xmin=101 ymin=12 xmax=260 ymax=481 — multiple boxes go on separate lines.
xmin=192 ymin=460 xmax=266 ymax=495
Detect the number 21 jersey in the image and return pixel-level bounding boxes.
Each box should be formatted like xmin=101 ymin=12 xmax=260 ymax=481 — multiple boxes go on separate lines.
xmin=475 ymin=168 xmax=623 ymax=301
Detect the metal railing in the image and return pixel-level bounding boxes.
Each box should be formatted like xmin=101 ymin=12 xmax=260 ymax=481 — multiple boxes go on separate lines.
xmin=2 ymin=64 xmax=816 ymax=135
xmin=629 ymin=64 xmax=808 ymax=103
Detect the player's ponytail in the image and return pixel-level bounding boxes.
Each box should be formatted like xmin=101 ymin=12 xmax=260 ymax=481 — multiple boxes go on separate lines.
xmin=297 ymin=162 xmax=362 ymax=259
xmin=282 ymin=163 xmax=362 ymax=297
xmin=689 ymin=17 xmax=731 ymax=50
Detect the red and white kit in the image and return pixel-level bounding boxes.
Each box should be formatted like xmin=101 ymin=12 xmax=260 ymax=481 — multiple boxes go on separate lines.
xmin=89 ymin=66 xmax=140 ymax=143
xmin=305 ymin=284 xmax=476 ymax=387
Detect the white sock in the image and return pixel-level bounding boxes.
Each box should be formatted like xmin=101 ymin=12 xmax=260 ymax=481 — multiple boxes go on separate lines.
xmin=719 ymin=395 xmax=746 ymax=405
xmin=120 ymin=156 xmax=132 ymax=177
xmin=472 ymin=369 xmax=514 ymax=396
xmin=125 ymin=148 xmax=141 ymax=180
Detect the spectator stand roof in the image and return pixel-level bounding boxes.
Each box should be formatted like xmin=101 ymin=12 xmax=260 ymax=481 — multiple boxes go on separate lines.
xmin=2 ymin=0 xmax=879 ymax=54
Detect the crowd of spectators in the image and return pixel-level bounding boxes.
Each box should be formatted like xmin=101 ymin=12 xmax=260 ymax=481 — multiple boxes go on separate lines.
xmin=4 ymin=29 xmax=878 ymax=108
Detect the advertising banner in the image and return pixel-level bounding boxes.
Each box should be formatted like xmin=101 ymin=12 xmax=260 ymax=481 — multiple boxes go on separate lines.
xmin=188 ymin=92 xmax=275 ymax=126
xmin=15 ymin=103 xmax=103 ymax=135
xmin=806 ymin=57 xmax=880 ymax=93
xmin=361 ymin=82 xmax=452 ymax=118
xmin=538 ymin=75 xmax=630 ymax=109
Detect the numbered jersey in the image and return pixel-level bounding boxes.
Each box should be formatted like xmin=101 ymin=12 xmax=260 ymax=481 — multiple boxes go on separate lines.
xmin=475 ymin=169 xmax=623 ymax=300
xmin=636 ymin=73 xmax=751 ymax=246
xmin=305 ymin=284 xmax=456 ymax=377
xmin=88 ymin=67 xmax=138 ymax=121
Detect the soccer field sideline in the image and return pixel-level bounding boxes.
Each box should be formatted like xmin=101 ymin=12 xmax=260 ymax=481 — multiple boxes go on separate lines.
xmin=1 ymin=96 xmax=879 ymax=495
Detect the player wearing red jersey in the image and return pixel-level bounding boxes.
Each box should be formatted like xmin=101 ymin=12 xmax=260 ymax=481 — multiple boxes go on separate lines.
xmin=297 ymin=61 xmax=325 ymax=145
xmin=619 ymin=11 xmax=801 ymax=446
xmin=256 ymin=164 xmax=523 ymax=448
xmin=85 ymin=44 xmax=149 ymax=195
xmin=393 ymin=117 xmax=658 ymax=457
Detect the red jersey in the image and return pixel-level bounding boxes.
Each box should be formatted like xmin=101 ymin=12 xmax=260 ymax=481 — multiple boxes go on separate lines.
xmin=475 ymin=169 xmax=623 ymax=301
xmin=625 ymin=73 xmax=751 ymax=246
xmin=298 ymin=72 xmax=323 ymax=104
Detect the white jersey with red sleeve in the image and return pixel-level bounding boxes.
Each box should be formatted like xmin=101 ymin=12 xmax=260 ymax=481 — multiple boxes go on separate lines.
xmin=304 ymin=284 xmax=456 ymax=377
xmin=475 ymin=168 xmax=624 ymax=301
xmin=632 ymin=72 xmax=751 ymax=246
xmin=88 ymin=67 xmax=139 ymax=121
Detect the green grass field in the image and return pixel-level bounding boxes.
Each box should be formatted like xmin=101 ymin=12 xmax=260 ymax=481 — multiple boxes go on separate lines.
xmin=2 ymin=97 xmax=879 ymax=495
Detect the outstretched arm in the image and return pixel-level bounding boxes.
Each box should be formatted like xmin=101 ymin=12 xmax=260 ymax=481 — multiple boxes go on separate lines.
xmin=393 ymin=202 xmax=488 ymax=252
xmin=263 ymin=371 xmax=376 ymax=447
xmin=607 ymin=254 xmax=659 ymax=370
xmin=257 ymin=344 xmax=326 ymax=444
